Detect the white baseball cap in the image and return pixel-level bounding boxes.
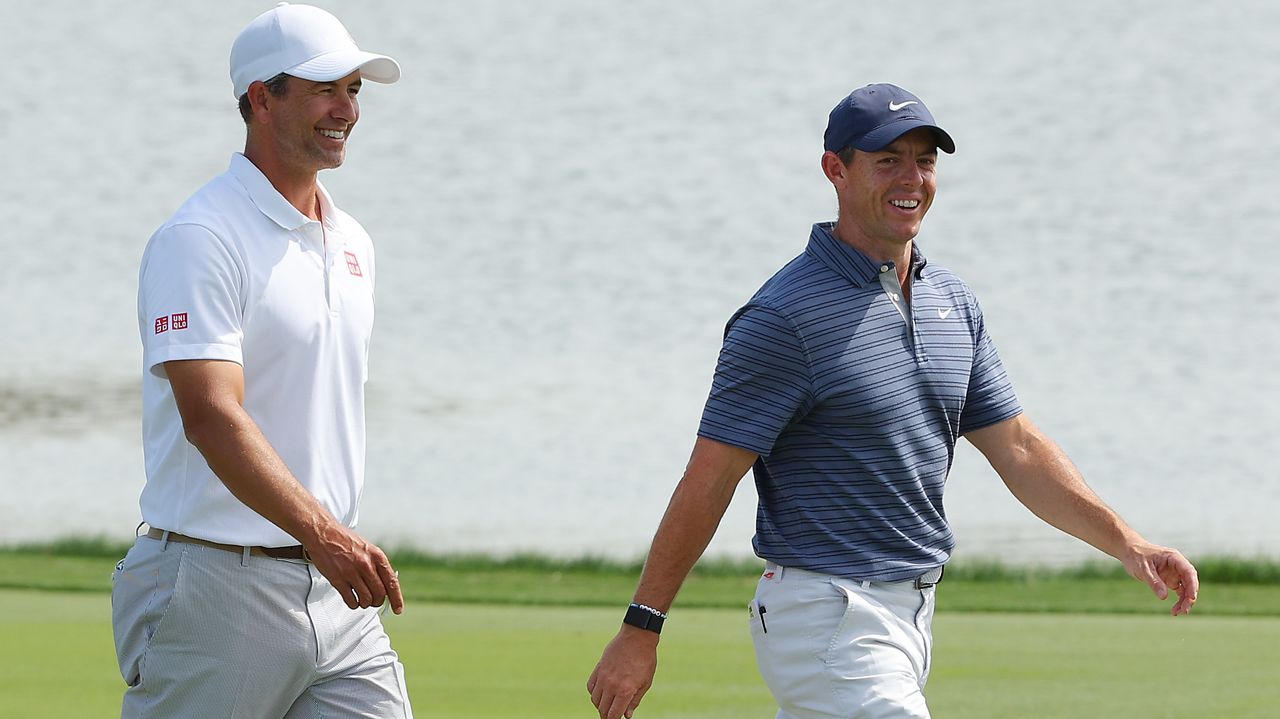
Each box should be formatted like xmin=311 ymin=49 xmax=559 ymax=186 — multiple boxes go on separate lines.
xmin=230 ymin=2 xmax=401 ymax=99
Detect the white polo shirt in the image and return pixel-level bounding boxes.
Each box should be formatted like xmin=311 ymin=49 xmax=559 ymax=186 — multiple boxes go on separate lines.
xmin=137 ymin=153 xmax=376 ymax=547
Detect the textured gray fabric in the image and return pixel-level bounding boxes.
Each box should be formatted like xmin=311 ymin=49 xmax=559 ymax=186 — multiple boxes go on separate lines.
xmin=112 ymin=535 xmax=412 ymax=718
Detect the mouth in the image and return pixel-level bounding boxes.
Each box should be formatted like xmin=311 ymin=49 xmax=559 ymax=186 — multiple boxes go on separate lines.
xmin=317 ymin=128 xmax=347 ymax=142
xmin=889 ymin=199 xmax=920 ymax=211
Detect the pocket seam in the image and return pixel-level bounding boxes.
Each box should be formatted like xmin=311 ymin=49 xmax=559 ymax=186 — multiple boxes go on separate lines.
xmin=823 ymin=579 xmax=854 ymax=665
xmin=135 ymin=544 xmax=190 ymax=690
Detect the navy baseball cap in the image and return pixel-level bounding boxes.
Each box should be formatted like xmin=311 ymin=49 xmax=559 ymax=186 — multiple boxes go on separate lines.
xmin=823 ymin=84 xmax=955 ymax=154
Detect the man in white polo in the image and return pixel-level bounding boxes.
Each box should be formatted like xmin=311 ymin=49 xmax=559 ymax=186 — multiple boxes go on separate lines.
xmin=112 ymin=4 xmax=412 ymax=716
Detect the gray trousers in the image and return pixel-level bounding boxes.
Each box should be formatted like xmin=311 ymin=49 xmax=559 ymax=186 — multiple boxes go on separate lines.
xmin=111 ymin=534 xmax=413 ymax=718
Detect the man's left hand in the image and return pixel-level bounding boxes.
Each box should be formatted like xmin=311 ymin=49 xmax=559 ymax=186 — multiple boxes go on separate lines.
xmin=1122 ymin=543 xmax=1199 ymax=616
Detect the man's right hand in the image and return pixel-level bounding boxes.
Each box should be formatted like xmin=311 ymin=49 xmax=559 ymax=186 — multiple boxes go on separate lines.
xmin=587 ymin=627 xmax=660 ymax=719
xmin=305 ymin=523 xmax=405 ymax=614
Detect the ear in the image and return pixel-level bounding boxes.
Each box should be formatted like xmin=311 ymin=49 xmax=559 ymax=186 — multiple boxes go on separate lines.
xmin=820 ymin=150 xmax=849 ymax=188
xmin=246 ymin=81 xmax=272 ymax=123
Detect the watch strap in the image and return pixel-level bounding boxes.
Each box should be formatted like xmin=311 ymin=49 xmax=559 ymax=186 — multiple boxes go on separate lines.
xmin=623 ymin=603 xmax=666 ymax=634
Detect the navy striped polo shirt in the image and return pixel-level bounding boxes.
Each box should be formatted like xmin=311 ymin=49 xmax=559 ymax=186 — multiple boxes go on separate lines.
xmin=698 ymin=222 xmax=1022 ymax=581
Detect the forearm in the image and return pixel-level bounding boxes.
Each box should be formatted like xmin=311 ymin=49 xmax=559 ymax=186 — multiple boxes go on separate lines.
xmin=630 ymin=437 xmax=758 ymax=612
xmin=632 ymin=480 xmax=735 ymax=612
xmin=999 ymin=430 xmax=1140 ymax=558
xmin=163 ymin=359 xmax=400 ymax=610
xmin=969 ymin=415 xmax=1142 ymax=560
xmin=587 ymin=438 xmax=756 ymax=719
xmin=183 ymin=401 xmax=337 ymax=546
xmin=968 ymin=414 xmax=1200 ymax=615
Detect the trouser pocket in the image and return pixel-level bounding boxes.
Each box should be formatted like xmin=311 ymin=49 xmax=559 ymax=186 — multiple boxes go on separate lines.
xmin=111 ymin=538 xmax=183 ymax=687
xmin=749 ymin=573 xmax=849 ymax=711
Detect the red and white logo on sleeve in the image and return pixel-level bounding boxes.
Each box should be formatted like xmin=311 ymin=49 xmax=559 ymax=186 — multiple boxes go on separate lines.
xmin=154 ymin=313 xmax=189 ymax=334
xmin=344 ymin=251 xmax=363 ymax=277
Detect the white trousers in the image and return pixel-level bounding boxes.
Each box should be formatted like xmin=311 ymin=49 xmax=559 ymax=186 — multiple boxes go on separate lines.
xmin=111 ymin=534 xmax=413 ymax=718
xmin=748 ymin=562 xmax=936 ymax=719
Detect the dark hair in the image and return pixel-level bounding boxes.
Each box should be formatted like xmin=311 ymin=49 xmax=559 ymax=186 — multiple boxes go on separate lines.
xmin=237 ymin=73 xmax=292 ymax=123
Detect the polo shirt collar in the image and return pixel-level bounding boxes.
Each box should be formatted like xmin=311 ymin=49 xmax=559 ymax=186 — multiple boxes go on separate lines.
xmin=807 ymin=222 xmax=928 ymax=287
xmin=227 ymin=153 xmax=335 ymax=231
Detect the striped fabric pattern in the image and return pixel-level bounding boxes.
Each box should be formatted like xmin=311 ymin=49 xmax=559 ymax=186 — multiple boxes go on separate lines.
xmin=698 ymin=223 xmax=1022 ymax=581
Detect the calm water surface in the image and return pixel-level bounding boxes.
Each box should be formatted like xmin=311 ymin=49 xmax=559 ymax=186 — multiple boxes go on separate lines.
xmin=2 ymin=1 xmax=1277 ymax=564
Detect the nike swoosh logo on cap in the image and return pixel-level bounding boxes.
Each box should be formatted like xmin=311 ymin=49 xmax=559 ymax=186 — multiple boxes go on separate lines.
xmin=889 ymin=100 xmax=919 ymax=111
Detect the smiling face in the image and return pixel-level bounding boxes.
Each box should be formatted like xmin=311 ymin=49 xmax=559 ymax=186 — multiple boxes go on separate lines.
xmin=823 ymin=127 xmax=939 ymax=257
xmin=252 ymin=71 xmax=362 ymax=177
xmin=277 ymin=72 xmax=361 ymax=174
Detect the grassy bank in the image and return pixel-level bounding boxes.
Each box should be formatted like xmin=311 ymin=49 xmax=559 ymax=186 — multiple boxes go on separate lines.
xmin=4 ymin=537 xmax=1278 ymax=616
xmin=4 ymin=588 xmax=1278 ymax=718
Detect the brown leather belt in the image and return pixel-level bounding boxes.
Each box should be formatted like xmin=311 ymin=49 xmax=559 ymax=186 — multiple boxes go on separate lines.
xmin=146 ymin=528 xmax=309 ymax=561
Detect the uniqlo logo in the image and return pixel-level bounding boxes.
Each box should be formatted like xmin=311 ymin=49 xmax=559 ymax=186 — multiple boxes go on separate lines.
xmin=345 ymin=251 xmax=363 ymax=277
xmin=171 ymin=313 xmax=188 ymax=330
xmin=154 ymin=316 xmax=169 ymax=334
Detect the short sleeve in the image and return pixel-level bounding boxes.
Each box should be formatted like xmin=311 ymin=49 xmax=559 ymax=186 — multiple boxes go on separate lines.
xmin=958 ymin=296 xmax=1022 ymax=434
xmin=138 ymin=223 xmax=245 ymax=378
xmin=697 ymin=304 xmax=813 ymax=456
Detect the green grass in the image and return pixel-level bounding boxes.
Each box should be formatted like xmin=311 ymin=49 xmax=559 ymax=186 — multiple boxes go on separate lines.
xmin=5 ymin=541 xmax=1279 ymax=715
xmin=4 ymin=588 xmax=1278 ymax=718
xmin=0 ymin=590 xmax=122 ymax=717
xmin=5 ymin=539 xmax=1278 ymax=616
xmin=927 ymin=613 xmax=1280 ymax=718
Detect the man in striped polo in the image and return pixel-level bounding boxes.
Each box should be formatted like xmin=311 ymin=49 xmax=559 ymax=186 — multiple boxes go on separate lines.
xmin=587 ymin=83 xmax=1199 ymax=719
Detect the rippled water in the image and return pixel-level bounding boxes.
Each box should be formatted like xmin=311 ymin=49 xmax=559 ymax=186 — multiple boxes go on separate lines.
xmin=2 ymin=1 xmax=1277 ymax=564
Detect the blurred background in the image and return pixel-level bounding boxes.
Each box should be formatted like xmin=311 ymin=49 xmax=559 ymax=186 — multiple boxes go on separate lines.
xmin=1 ymin=0 xmax=1276 ymax=564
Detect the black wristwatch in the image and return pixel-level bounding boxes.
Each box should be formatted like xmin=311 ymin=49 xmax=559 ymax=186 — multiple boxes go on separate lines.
xmin=623 ymin=603 xmax=666 ymax=634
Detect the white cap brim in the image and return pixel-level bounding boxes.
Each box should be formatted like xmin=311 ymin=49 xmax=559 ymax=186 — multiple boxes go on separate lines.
xmin=285 ymin=50 xmax=401 ymax=85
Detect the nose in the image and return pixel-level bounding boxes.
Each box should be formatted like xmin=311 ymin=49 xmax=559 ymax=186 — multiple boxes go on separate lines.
xmin=332 ymin=92 xmax=358 ymax=124
xmin=897 ymin=162 xmax=925 ymax=188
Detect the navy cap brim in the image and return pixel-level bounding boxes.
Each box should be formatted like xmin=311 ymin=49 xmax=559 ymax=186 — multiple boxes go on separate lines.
xmin=853 ymin=120 xmax=956 ymax=154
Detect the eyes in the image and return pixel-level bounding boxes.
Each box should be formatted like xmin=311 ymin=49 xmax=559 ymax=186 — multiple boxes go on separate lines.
xmin=876 ymin=155 xmax=936 ymax=169
xmin=315 ymin=84 xmax=362 ymax=98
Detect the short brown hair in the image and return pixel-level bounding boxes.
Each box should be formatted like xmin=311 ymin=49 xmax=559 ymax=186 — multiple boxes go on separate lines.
xmin=237 ymin=73 xmax=291 ymax=124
